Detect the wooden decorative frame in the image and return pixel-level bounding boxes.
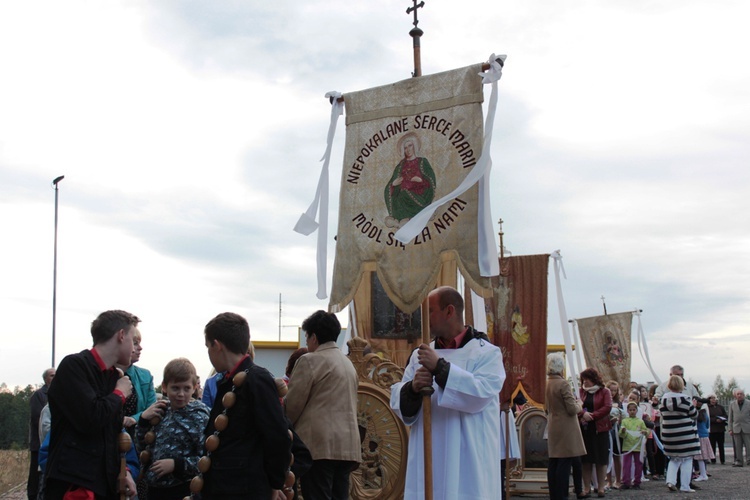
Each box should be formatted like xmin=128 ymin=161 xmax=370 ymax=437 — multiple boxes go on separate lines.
xmin=348 ymin=337 xmax=408 ymax=500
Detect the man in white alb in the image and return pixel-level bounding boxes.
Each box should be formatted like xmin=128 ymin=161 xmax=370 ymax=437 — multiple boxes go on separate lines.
xmin=391 ymin=286 xmax=505 ymax=500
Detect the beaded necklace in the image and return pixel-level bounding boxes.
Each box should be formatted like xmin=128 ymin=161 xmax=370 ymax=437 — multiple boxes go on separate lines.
xmin=182 ymin=369 xmax=296 ymax=500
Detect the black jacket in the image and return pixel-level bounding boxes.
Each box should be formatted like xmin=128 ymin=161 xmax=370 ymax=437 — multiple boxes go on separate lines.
xmin=708 ymin=403 xmax=728 ymax=433
xmin=46 ymin=350 xmax=123 ymax=498
xmin=29 ymin=385 xmax=49 ymax=451
xmin=202 ymin=357 xmax=292 ymax=499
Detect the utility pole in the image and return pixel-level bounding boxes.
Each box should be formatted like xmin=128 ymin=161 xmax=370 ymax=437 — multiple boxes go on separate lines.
xmin=51 ymin=175 xmax=65 ymax=367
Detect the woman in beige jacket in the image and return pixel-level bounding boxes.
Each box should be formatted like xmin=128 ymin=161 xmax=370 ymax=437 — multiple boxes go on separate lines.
xmin=546 ymin=353 xmax=586 ymax=500
xmin=285 ymin=310 xmax=361 ymax=500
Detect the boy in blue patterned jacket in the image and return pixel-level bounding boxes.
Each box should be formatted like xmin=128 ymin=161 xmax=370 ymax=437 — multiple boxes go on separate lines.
xmin=137 ymin=358 xmax=210 ymax=500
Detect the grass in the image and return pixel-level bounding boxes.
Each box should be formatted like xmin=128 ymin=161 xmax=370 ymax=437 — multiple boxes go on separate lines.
xmin=0 ymin=449 xmax=28 ymax=496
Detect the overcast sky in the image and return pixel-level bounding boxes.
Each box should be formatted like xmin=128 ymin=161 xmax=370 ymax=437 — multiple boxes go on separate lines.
xmin=1 ymin=0 xmax=748 ymax=393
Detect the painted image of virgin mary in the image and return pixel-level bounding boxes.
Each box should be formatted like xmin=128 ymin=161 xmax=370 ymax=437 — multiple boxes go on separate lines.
xmin=384 ymin=132 xmax=436 ymax=228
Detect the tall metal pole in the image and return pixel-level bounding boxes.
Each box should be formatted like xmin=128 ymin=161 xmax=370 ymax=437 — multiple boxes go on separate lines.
xmin=279 ymin=293 xmax=282 ymax=341
xmin=52 ymin=175 xmax=64 ymax=367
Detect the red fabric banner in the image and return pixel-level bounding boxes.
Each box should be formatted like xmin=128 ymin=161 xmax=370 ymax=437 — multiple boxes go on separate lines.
xmin=484 ymin=254 xmax=549 ymax=406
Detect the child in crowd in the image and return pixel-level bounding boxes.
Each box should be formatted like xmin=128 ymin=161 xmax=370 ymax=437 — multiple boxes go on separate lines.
xmin=627 ymin=391 xmax=643 ymax=417
xmin=630 ymin=389 xmax=655 ymax=478
xmin=137 ymin=358 xmax=210 ymax=500
xmin=619 ymin=402 xmax=648 ymax=490
xmin=606 ymin=380 xmax=624 ymax=490
xmin=648 ymin=384 xmax=666 ymax=479
xmin=643 ymin=389 xmax=660 ymax=479
xmin=694 ymin=397 xmax=714 ymax=481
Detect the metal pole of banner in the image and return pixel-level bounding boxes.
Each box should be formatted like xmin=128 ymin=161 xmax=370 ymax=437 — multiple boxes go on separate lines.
xmin=420 ymin=295 xmax=434 ymax=500
xmin=407 ymin=0 xmax=425 ymax=77
xmin=51 ymin=175 xmax=65 ymax=367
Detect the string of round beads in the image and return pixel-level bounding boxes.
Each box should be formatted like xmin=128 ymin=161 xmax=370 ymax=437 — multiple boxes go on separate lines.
xmin=118 ymin=431 xmax=133 ymax=495
xmin=185 ymin=370 xmax=296 ymax=500
xmin=139 ymin=413 xmax=163 ymax=475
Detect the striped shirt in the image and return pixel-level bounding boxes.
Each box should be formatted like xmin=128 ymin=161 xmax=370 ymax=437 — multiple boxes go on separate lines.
xmin=660 ymin=391 xmax=700 ymax=457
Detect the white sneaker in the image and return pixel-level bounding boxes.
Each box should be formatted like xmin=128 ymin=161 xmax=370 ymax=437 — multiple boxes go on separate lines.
xmin=694 ymin=475 xmax=708 ymax=482
xmin=680 ymin=488 xmax=696 ymax=493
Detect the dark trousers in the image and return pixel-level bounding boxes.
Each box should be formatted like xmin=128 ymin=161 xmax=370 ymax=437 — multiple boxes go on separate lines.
xmin=147 ymin=482 xmax=190 ymax=500
xmin=45 ymin=478 xmax=116 ymax=500
xmin=654 ymin=426 xmax=666 ymax=476
xmin=645 ymin=439 xmax=656 ymax=475
xmin=654 ymin=444 xmax=666 ymax=476
xmin=300 ymin=459 xmax=357 ymax=500
xmin=709 ymin=431 xmax=725 ymax=463
xmin=500 ymin=459 xmax=506 ymax=500
xmin=547 ymin=457 xmax=574 ymax=500
xmin=27 ymin=451 xmax=40 ymax=500
xmin=572 ymin=456 xmax=583 ymax=494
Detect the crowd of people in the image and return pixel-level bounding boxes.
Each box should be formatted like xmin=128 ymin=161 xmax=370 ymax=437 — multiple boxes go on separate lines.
xmin=24 ymin=287 xmax=748 ymax=500
xmin=545 ymin=361 xmax=749 ymax=499
xmin=24 ymin=285 xmax=509 ymax=500
xmin=27 ymin=307 xmax=362 ymax=500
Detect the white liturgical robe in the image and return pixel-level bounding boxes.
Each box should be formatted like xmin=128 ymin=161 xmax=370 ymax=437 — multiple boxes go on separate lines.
xmin=391 ymin=335 xmax=505 ymax=500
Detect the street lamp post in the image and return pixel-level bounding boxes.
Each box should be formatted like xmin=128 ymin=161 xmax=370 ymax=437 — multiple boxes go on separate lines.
xmin=52 ymin=175 xmax=64 ymax=367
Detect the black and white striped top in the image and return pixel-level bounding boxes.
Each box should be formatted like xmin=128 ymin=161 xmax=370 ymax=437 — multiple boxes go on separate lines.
xmin=660 ymin=391 xmax=700 ymax=457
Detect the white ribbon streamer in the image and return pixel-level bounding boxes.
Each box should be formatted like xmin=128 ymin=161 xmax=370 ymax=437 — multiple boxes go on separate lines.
xmin=621 ymin=429 xmax=647 ymax=462
xmin=293 ymin=91 xmax=344 ymax=299
xmin=653 ymin=430 xmax=664 ymax=452
xmin=634 ymin=309 xmax=662 ymax=385
xmin=394 ymin=54 xmax=506 ymax=278
xmin=571 ymin=320 xmax=585 ymax=376
xmin=470 ymin=289 xmax=488 ymax=333
xmin=551 ymin=250 xmax=579 ymax=394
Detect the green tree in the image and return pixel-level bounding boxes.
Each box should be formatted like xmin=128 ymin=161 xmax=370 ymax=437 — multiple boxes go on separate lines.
xmin=714 ymin=374 xmax=726 ymax=397
xmin=712 ymin=375 xmax=738 ymax=401
xmin=0 ymin=384 xmax=34 ymax=449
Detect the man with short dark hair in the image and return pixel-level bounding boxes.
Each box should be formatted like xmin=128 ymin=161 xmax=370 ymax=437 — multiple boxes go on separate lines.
xmin=46 ymin=310 xmax=138 ymax=500
xmin=285 ymin=310 xmax=361 ymax=500
xmin=202 ymin=312 xmax=292 ymax=500
xmin=28 ymin=367 xmax=54 ymax=500
xmin=391 ymin=286 xmax=505 ymax=499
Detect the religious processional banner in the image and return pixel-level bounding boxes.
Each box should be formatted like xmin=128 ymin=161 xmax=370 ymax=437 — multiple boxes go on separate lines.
xmin=576 ymin=311 xmax=633 ymax=390
xmin=484 ymin=254 xmax=549 ymax=406
xmin=330 ymin=65 xmax=492 ymax=313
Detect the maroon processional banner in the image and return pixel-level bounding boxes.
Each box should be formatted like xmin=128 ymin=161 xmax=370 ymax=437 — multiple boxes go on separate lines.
xmin=484 ymin=254 xmax=549 ymax=406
